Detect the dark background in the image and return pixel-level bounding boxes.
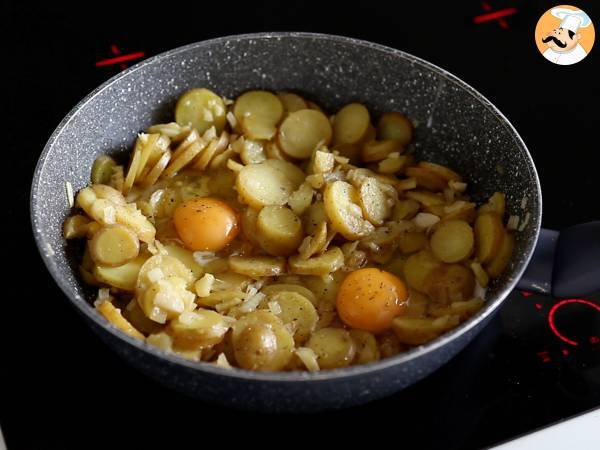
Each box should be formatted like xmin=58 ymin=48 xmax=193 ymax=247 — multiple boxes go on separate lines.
xmin=4 ymin=1 xmax=600 ymax=449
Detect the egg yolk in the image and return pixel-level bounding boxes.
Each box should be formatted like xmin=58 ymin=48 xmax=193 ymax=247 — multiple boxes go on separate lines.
xmin=173 ymin=197 xmax=239 ymax=252
xmin=336 ymin=268 xmax=408 ymax=333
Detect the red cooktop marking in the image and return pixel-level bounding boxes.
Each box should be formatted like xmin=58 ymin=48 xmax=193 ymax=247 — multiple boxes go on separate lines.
xmin=475 ymin=2 xmax=517 ymax=28
xmin=537 ymin=351 xmax=551 ymax=363
xmin=590 ymin=336 xmax=600 ymax=344
xmin=95 ymin=52 xmax=145 ymax=68
xmin=521 ymin=291 xmax=534 ymax=297
xmin=548 ymin=299 xmax=600 ymax=346
xmin=535 ymin=303 xmax=542 ymax=310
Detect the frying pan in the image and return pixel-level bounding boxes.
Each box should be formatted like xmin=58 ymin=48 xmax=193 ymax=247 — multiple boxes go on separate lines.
xmin=31 ymin=33 xmax=600 ymax=412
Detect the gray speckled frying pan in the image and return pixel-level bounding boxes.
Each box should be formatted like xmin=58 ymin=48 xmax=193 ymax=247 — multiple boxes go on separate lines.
xmin=30 ymin=33 xmax=600 ymax=412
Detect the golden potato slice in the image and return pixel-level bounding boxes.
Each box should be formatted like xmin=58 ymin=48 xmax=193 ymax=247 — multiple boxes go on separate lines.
xmin=63 ymin=215 xmax=90 ymax=239
xmin=430 ymin=220 xmax=474 ymax=263
xmin=288 ymin=182 xmax=315 ymax=216
xmin=377 ymin=112 xmax=413 ymax=146
xmin=485 ymin=231 xmax=514 ymax=278
xmin=136 ymin=254 xmax=194 ymax=293
xmin=141 ymin=150 xmax=171 ymax=188
xmin=479 ymin=192 xmax=506 ymax=217
xmin=424 ymin=264 xmax=475 ymax=304
xmin=193 ymin=134 xmax=229 ymax=171
xmin=136 ymin=133 xmax=170 ymax=181
xmin=312 ymin=150 xmax=335 ymax=174
xmin=91 ymin=155 xmax=117 ymax=185
xmin=474 ymin=213 xmax=504 ymax=264
xmin=264 ymin=141 xmax=292 ymax=161
xmin=298 ymin=221 xmax=328 ymax=260
xmin=278 ymin=109 xmax=332 ymax=159
xmin=277 ymin=92 xmax=308 ymax=112
xmin=266 ymin=291 xmax=318 ymax=345
xmin=378 ymin=155 xmax=410 ymax=174
xmin=162 ymin=243 xmax=204 ymax=280
xmin=93 ymin=254 xmax=148 ymax=292
xmin=256 ymin=205 xmax=304 ymax=256
xmin=167 ymin=309 xmax=230 ymax=350
xmin=261 ymin=284 xmax=318 ymax=306
xmin=392 ymin=315 xmax=459 ymax=345
xmin=264 ymin=159 xmax=306 ymax=189
xmin=333 ymin=103 xmax=371 ymax=145
xmin=324 ymin=180 xmax=374 ymax=240
xmin=302 ymin=201 xmax=327 ymax=235
xmin=96 ymin=300 xmax=144 ymax=340
xmin=162 ymin=140 xmax=204 ymax=178
xmin=404 ymin=250 xmax=442 ymax=293
xmin=240 ymin=207 xmax=260 ymax=246
xmin=350 ymin=329 xmax=380 ymax=364
xmin=228 ymin=255 xmax=286 ymax=278
xmin=306 ymin=328 xmax=356 ymax=369
xmin=405 ymin=167 xmax=447 ymax=191
xmin=289 ymin=247 xmax=344 ymax=276
xmin=441 ymin=201 xmax=477 ymax=224
xmin=470 ymin=261 xmax=490 ymax=288
xmin=397 ymin=231 xmax=428 ymax=254
xmin=123 ymin=139 xmax=143 ymax=195
xmin=234 ymin=90 xmax=283 ymax=140
xmin=358 ymin=178 xmax=391 ymax=226
xmin=175 ymin=88 xmax=226 ymax=134
xmin=393 ymin=199 xmax=421 ymax=221
xmin=428 ymin=299 xmax=484 ymax=321
xmin=405 ymin=190 xmax=445 ymax=207
xmin=239 ymin=138 xmax=266 ymax=165
xmin=89 ymin=225 xmax=140 ymax=267
xmin=418 ymin=162 xmax=461 ymax=182
xmin=232 ymin=310 xmax=294 ymax=371
xmin=236 ymin=162 xmax=295 ymax=208
xmin=361 ymin=139 xmax=403 ymax=162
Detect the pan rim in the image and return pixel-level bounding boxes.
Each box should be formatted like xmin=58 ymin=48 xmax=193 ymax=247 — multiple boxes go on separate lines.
xmin=30 ymin=31 xmax=542 ymax=383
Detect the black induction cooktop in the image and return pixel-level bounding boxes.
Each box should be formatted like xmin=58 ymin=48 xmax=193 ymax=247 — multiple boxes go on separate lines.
xmin=5 ymin=1 xmax=600 ymax=449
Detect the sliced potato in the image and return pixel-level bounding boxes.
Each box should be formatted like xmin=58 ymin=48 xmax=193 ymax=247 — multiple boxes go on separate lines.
xmin=378 ymin=155 xmax=410 ymax=174
xmin=192 ymin=135 xmax=228 ymax=171
xmin=239 ymin=138 xmax=266 ymax=165
xmin=91 ymin=155 xmax=117 ymax=185
xmin=256 ymin=205 xmax=304 ymax=256
xmin=287 ymin=182 xmax=314 ymax=216
xmin=96 ymin=300 xmax=144 ymax=340
xmin=470 ymin=261 xmax=490 ymax=288
xmin=89 ymin=225 xmax=140 ymax=267
xmin=428 ymin=299 xmax=484 ymax=321
xmin=404 ymin=290 xmax=429 ymax=317
xmin=324 ymin=181 xmax=374 ymax=240
xmin=232 ymin=310 xmax=294 ymax=371
xmin=277 ymin=92 xmax=308 ymax=112
xmin=136 ymin=254 xmax=195 ymax=293
xmin=167 ymin=309 xmax=230 ymax=350
xmin=240 ymin=207 xmax=260 ymax=246
xmin=302 ymin=201 xmax=327 ymax=235
xmin=289 ymin=247 xmax=344 ymax=276
xmin=333 ymin=103 xmax=371 ymax=145
xmin=234 ymin=90 xmax=283 ymax=140
xmin=63 ymin=215 xmax=90 ymax=239
xmin=441 ymin=201 xmax=477 ymax=224
xmin=162 ymin=243 xmax=204 ymax=279
xmin=93 ymin=254 xmax=148 ymax=292
xmin=266 ymin=291 xmax=318 ymax=345
xmin=397 ymin=230 xmax=428 ymax=254
xmin=136 ymin=133 xmax=170 ymax=181
xmin=403 ymin=250 xmax=442 ymax=293
xmin=418 ymin=161 xmax=461 ymax=182
xmin=424 ymin=264 xmax=475 ymax=304
xmin=261 ymin=284 xmax=318 ymax=306
xmin=430 ymin=220 xmax=474 ymax=263
xmin=392 ymin=315 xmax=459 ymax=345
xmin=236 ymin=162 xmax=295 ymax=208
xmin=359 ymin=178 xmax=390 ymax=226
xmin=479 ymin=192 xmax=506 ymax=217
xmin=332 ymin=143 xmax=361 ymax=165
xmin=377 ymin=331 xmax=403 ymax=358
xmin=123 ymin=139 xmax=143 ymax=195
xmin=485 ymin=231 xmax=514 ymax=278
xmin=474 ymin=213 xmax=504 ymax=263
xmin=264 ymin=141 xmax=292 ymax=161
xmin=228 ymin=255 xmax=286 ymax=278
xmin=361 ymin=139 xmax=403 ymax=162
xmin=141 ymin=150 xmax=171 ymax=188
xmin=264 ymin=159 xmax=305 ymax=189
xmin=306 ymin=328 xmax=356 ymax=369
xmin=350 ymin=330 xmax=380 ymax=365
xmin=312 ymin=150 xmax=335 ymax=174
xmin=298 ymin=221 xmax=328 ymax=260
xmin=405 ymin=190 xmax=445 ymax=207
xmin=377 ymin=112 xmax=413 ymax=146
xmin=175 ymin=88 xmax=226 ymax=134
xmin=405 ymin=167 xmax=447 ymax=191
xmin=278 ymin=109 xmax=332 ymax=159
xmin=393 ymin=199 xmax=421 ymax=221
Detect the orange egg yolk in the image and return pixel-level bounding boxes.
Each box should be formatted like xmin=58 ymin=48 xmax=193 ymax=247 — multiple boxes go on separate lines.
xmin=173 ymin=197 xmax=239 ymax=252
xmin=336 ymin=268 xmax=408 ymax=333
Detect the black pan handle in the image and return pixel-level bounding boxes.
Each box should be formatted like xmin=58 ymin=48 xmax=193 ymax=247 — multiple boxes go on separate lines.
xmin=517 ymin=221 xmax=600 ymax=297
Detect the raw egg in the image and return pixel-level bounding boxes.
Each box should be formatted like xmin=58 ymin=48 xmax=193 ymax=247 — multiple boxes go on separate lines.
xmin=173 ymin=197 xmax=239 ymax=252
xmin=336 ymin=268 xmax=408 ymax=333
